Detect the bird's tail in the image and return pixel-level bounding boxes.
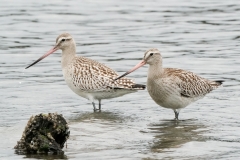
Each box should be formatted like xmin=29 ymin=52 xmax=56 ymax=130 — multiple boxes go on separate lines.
xmin=211 ymin=80 xmax=224 ymax=89
xmin=132 ymin=84 xmax=146 ymax=90
xmin=214 ymin=80 xmax=224 ymax=86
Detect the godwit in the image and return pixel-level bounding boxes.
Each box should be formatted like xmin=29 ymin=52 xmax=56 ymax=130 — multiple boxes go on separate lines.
xmin=115 ymin=48 xmax=223 ymax=120
xmin=25 ymin=33 xmax=145 ymax=111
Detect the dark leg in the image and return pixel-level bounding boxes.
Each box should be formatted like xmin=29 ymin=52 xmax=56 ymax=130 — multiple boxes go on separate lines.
xmin=92 ymin=102 xmax=97 ymax=112
xmin=98 ymin=99 xmax=101 ymax=111
xmin=174 ymin=109 xmax=179 ymax=120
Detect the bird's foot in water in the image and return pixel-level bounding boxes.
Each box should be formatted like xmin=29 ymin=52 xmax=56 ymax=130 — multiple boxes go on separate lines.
xmin=93 ymin=108 xmax=101 ymax=112
xmin=174 ymin=117 xmax=179 ymax=121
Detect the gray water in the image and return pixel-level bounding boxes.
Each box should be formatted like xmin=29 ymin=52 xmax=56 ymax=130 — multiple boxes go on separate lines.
xmin=1 ymin=0 xmax=240 ymax=159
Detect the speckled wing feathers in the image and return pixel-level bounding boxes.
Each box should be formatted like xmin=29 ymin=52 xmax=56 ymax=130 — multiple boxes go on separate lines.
xmin=164 ymin=68 xmax=222 ymax=98
xmin=68 ymin=57 xmax=143 ymax=91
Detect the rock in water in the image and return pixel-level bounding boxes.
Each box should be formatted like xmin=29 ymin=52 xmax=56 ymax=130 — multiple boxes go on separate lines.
xmin=14 ymin=113 xmax=70 ymax=154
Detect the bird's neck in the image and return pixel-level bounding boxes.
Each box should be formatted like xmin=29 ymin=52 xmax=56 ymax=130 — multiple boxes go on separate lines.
xmin=148 ymin=62 xmax=164 ymax=79
xmin=61 ymin=45 xmax=76 ymax=69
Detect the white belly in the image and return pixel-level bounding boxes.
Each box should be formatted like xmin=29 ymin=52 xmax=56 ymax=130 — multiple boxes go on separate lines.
xmin=147 ymin=79 xmax=198 ymax=110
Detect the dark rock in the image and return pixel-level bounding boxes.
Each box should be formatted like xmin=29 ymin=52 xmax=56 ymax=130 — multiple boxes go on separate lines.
xmin=14 ymin=113 xmax=70 ymax=154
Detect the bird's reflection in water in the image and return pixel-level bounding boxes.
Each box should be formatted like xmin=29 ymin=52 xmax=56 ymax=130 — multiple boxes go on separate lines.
xmin=149 ymin=119 xmax=207 ymax=152
xmin=69 ymin=111 xmax=133 ymax=124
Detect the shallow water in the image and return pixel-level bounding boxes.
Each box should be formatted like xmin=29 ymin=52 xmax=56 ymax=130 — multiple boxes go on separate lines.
xmin=1 ymin=0 xmax=240 ymax=159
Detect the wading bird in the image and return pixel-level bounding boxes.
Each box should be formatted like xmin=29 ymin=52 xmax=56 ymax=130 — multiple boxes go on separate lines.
xmin=26 ymin=33 xmax=145 ymax=111
xmin=115 ymin=48 xmax=223 ymax=120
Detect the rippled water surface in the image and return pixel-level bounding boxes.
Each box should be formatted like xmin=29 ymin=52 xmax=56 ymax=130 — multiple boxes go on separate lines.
xmin=1 ymin=0 xmax=240 ymax=159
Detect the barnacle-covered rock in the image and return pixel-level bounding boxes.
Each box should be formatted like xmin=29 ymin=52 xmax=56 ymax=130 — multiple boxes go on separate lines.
xmin=14 ymin=113 xmax=70 ymax=154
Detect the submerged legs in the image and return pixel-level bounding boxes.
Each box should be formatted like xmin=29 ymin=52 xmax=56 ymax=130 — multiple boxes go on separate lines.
xmin=173 ymin=109 xmax=180 ymax=120
xmin=98 ymin=99 xmax=101 ymax=111
xmin=92 ymin=102 xmax=97 ymax=112
xmin=92 ymin=100 xmax=102 ymax=112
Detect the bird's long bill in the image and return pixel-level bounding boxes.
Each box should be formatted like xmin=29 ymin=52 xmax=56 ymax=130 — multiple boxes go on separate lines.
xmin=114 ymin=60 xmax=146 ymax=81
xmin=25 ymin=47 xmax=58 ymax=69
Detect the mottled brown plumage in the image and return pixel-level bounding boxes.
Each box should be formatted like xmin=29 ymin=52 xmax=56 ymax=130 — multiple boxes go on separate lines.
xmin=163 ymin=68 xmax=221 ymax=98
xmin=26 ymin=33 xmax=145 ymax=111
xmin=115 ymin=48 xmax=223 ymax=120
xmin=67 ymin=56 xmax=142 ymax=91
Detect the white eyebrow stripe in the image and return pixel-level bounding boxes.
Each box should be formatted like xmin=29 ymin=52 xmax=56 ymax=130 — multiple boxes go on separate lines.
xmin=65 ymin=36 xmax=72 ymax=40
xmin=57 ymin=36 xmax=72 ymax=43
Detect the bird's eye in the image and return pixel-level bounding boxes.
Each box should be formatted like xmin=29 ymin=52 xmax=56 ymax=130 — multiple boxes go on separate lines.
xmin=150 ymin=53 xmax=154 ymax=56
xmin=61 ymin=39 xmax=65 ymax=42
